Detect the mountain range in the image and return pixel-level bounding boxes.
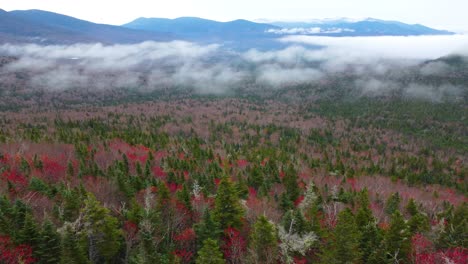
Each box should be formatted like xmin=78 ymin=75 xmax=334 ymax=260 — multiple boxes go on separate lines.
xmin=0 ymin=9 xmax=455 ymax=50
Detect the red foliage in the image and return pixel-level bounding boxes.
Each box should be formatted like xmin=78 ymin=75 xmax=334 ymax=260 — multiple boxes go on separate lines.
xmin=0 ymin=236 xmax=35 ymax=264
xmin=174 ymin=228 xmax=196 ymax=242
xmin=167 ymin=182 xmax=182 ymax=193
xmin=346 ymin=178 xmax=357 ymax=191
xmin=123 ymin=221 xmax=138 ymax=237
xmin=293 ymin=256 xmax=307 ymax=264
xmin=294 ymin=195 xmax=305 ymax=207
xmin=214 ymin=178 xmax=221 ymax=186
xmin=1 ymin=170 xmax=28 ymax=187
xmin=222 ymin=227 xmax=246 ymax=261
xmin=41 ymin=155 xmax=66 ymax=183
xmin=172 ymin=249 xmax=193 ymax=263
xmin=237 ymin=159 xmax=249 ymax=168
xmin=411 ymin=234 xmax=467 ymax=264
xmin=152 ymin=166 xmax=167 ymax=179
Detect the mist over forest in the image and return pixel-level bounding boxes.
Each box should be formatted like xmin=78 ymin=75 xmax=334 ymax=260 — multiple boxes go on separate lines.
xmin=1 ymin=35 xmax=467 ymax=102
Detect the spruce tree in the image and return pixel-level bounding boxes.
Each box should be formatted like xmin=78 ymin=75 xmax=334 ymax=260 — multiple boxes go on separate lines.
xmin=195 ymin=239 xmax=225 ymax=264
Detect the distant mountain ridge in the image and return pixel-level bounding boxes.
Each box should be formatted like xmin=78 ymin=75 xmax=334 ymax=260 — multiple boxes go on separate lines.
xmin=265 ymin=18 xmax=454 ymax=36
xmin=0 ymin=9 xmax=455 ymax=49
xmin=122 ymin=17 xmax=279 ymax=40
xmin=0 ymin=9 xmax=171 ymax=44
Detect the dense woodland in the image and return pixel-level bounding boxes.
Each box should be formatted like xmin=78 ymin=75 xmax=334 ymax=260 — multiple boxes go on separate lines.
xmin=0 ymin=51 xmax=467 ymax=263
xmin=0 ymin=94 xmax=466 ymax=263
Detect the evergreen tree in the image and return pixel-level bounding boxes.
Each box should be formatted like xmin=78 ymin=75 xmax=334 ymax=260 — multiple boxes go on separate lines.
xmin=213 ymin=178 xmax=244 ymax=230
xmin=37 ymin=220 xmax=61 ymax=264
xmin=405 ymin=198 xmax=418 ymax=216
xmin=250 ymin=215 xmax=278 ymax=263
xmin=437 ymin=202 xmax=467 ymax=248
xmin=176 ymin=183 xmax=192 ymax=211
xmin=81 ymin=193 xmax=122 ymax=263
xmin=381 ymin=210 xmax=411 ymax=263
xmin=282 ymin=165 xmax=300 ymax=205
xmin=282 ymin=209 xmax=311 ymax=236
xmin=321 ymin=208 xmax=361 ymax=264
xmin=385 ymin=192 xmax=401 ymax=216
xmin=195 ymin=239 xmax=225 ymax=264
xmin=355 ymin=189 xmax=382 ymax=263
xmin=60 ymin=226 xmax=89 ymax=264
xmin=194 ymin=209 xmax=221 ymax=248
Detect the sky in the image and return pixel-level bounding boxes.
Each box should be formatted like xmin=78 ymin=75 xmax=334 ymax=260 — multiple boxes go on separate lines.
xmin=2 ymin=0 xmax=468 ymax=32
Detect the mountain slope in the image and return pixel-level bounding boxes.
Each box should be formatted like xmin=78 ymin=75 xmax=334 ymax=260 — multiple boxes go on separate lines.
xmin=0 ymin=9 xmax=171 ymax=44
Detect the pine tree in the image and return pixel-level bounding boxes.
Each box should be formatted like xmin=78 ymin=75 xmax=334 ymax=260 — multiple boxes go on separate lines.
xmin=250 ymin=215 xmax=278 ymax=263
xmin=213 ymin=178 xmax=245 ymax=230
xmin=321 ymin=208 xmax=361 ymax=264
xmin=195 ymin=239 xmax=225 ymax=264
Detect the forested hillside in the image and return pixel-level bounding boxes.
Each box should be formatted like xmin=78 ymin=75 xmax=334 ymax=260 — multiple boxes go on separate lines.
xmin=0 ymin=97 xmax=466 ymax=263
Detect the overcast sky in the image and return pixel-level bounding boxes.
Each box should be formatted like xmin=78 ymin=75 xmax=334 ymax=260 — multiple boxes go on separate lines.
xmin=2 ymin=0 xmax=468 ymax=32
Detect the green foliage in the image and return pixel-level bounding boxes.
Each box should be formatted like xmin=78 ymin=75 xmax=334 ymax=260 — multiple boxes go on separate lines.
xmin=37 ymin=221 xmax=61 ymax=264
xmin=213 ymin=178 xmax=245 ymax=230
xmin=250 ymin=215 xmax=278 ymax=263
xmin=194 ymin=209 xmax=221 ymax=248
xmin=81 ymin=193 xmax=123 ymax=262
xmin=321 ymin=208 xmax=361 ymax=264
xmin=196 ymin=239 xmax=225 ymax=264
xmin=380 ymin=210 xmax=411 ymax=263
xmin=60 ymin=226 xmax=89 ymax=264
xmin=385 ymin=192 xmax=401 ymax=216
xmin=437 ymin=202 xmax=468 ymax=248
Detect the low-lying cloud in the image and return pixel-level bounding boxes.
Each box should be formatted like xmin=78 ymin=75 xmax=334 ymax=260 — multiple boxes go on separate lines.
xmin=0 ymin=35 xmax=467 ymax=101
